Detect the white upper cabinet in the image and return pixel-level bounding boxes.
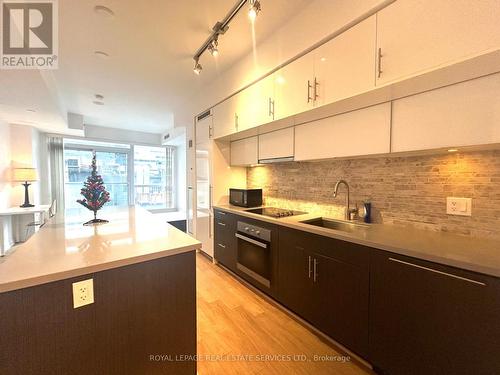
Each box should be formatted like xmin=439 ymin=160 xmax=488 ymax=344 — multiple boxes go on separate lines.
xmin=230 ymin=136 xmax=258 ymax=166
xmin=236 ymin=74 xmax=275 ymax=131
xmin=212 ymin=94 xmax=237 ymax=139
xmin=295 ymin=103 xmax=391 ymax=161
xmin=376 ymin=0 xmax=500 ymax=85
xmin=391 ymin=73 xmax=500 ymax=153
xmin=274 ymin=52 xmax=315 ymax=120
xmin=195 ymin=113 xmax=212 ymax=144
xmin=313 ymin=15 xmax=377 ymax=106
xmin=258 ymin=127 xmax=295 ymax=162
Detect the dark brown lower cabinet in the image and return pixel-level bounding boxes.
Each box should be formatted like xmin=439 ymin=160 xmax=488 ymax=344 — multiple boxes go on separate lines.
xmin=278 ymin=227 xmax=370 ymax=357
xmin=214 ymin=209 xmax=238 ymax=272
xmin=0 ymin=252 xmax=197 ymax=375
xmin=369 ymin=250 xmax=500 ymax=375
xmin=311 ymin=253 xmax=369 ymax=358
xmin=277 ymin=230 xmax=313 ymax=321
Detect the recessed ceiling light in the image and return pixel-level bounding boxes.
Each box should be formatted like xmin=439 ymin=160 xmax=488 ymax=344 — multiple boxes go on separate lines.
xmin=95 ymin=94 xmax=104 ymax=101
xmin=93 ymin=101 xmax=105 ymax=106
xmin=94 ymin=50 xmax=110 ymax=59
xmin=94 ymin=5 xmax=115 ymax=18
xmin=26 ymin=109 xmax=36 ymax=113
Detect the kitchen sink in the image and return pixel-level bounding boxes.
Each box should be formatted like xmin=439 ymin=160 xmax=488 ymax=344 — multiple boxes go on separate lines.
xmin=299 ymin=218 xmax=370 ymax=233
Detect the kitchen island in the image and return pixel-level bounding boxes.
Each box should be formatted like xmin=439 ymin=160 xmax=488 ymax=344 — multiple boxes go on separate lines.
xmin=0 ymin=206 xmax=200 ymax=375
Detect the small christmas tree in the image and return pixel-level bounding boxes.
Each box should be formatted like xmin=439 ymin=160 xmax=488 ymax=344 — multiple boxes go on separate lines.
xmin=77 ymin=152 xmax=111 ymax=225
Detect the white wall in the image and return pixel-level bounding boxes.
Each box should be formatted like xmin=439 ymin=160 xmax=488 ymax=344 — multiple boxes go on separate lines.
xmin=0 ymin=121 xmax=12 ymax=209
xmin=84 ymin=124 xmax=162 ymax=145
xmin=173 ymin=0 xmax=389 ymax=126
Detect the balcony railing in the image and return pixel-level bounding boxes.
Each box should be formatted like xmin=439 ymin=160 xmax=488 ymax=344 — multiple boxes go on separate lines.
xmin=134 ymin=184 xmax=174 ymax=209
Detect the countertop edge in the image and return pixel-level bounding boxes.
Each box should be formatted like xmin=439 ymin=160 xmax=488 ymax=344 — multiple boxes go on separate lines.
xmin=214 ymin=205 xmax=500 ymax=278
xmin=0 ymin=243 xmax=199 ymax=294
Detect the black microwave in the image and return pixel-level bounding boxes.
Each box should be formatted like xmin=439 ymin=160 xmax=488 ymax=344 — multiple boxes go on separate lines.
xmin=229 ymin=189 xmax=263 ymax=208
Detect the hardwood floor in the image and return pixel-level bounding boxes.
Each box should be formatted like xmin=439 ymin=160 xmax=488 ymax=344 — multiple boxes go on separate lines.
xmin=196 ymin=253 xmax=373 ymax=375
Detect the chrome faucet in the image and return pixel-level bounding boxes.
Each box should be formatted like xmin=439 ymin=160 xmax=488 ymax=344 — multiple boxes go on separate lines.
xmin=333 ymin=180 xmax=357 ymax=221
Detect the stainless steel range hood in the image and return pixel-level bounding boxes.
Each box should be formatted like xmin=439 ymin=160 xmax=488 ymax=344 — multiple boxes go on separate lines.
xmin=258 ymin=156 xmax=295 ymax=164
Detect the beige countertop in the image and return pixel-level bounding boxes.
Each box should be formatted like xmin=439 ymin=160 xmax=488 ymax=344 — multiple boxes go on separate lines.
xmin=215 ymin=205 xmax=500 ymax=278
xmin=0 ymin=206 xmax=201 ymax=293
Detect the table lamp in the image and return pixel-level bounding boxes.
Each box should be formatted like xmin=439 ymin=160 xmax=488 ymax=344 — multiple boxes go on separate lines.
xmin=13 ymin=168 xmax=38 ymax=208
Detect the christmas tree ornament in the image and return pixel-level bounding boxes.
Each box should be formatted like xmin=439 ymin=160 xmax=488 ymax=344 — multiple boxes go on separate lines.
xmin=77 ymin=152 xmax=111 ymax=226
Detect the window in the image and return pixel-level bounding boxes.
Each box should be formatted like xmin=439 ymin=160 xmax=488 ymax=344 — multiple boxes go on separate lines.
xmin=64 ymin=148 xmax=129 ymax=215
xmin=134 ymin=145 xmax=175 ymax=210
xmin=63 ymin=139 xmax=176 ymax=213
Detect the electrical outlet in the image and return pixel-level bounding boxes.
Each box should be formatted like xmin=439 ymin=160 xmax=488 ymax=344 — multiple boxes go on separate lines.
xmin=446 ymin=197 xmax=472 ymax=216
xmin=72 ymin=279 xmax=94 ymax=309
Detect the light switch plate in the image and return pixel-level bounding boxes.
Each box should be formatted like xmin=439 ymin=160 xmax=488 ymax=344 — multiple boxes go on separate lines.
xmin=446 ymin=197 xmax=472 ymax=216
xmin=72 ymin=279 xmax=94 ymax=309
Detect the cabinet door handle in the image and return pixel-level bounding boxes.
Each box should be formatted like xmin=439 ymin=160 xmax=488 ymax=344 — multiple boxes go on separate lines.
xmin=217 ymin=243 xmax=226 ymax=249
xmin=307 ymin=80 xmax=313 ymax=103
xmin=217 ymin=222 xmax=226 ymax=227
xmin=313 ymin=258 xmax=318 ymax=282
xmin=308 ymin=256 xmax=312 ymax=278
xmin=209 ymin=213 xmax=213 ymax=239
xmin=377 ymin=47 xmax=383 ymax=78
xmin=235 ymin=113 xmax=239 ymax=131
xmin=209 ymin=125 xmax=213 ymax=138
xmin=314 ymin=77 xmax=319 ymax=101
xmin=218 ymin=211 xmax=226 ymax=215
xmin=388 ymin=258 xmax=486 ymax=286
xmin=268 ymin=97 xmax=272 ymax=117
xmin=268 ymin=98 xmax=275 ymax=118
xmin=209 ymin=185 xmax=213 ymax=210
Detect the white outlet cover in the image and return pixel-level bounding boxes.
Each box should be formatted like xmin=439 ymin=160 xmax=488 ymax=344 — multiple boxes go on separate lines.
xmin=446 ymin=197 xmax=472 ymax=216
xmin=72 ymin=279 xmax=94 ymax=309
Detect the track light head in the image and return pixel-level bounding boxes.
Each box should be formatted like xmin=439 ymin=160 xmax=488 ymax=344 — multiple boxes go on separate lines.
xmin=248 ymin=0 xmax=261 ymax=22
xmin=193 ymin=60 xmax=202 ymax=75
xmin=208 ymin=39 xmax=219 ymax=57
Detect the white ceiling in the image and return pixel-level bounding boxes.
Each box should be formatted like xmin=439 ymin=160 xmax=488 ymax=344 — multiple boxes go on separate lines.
xmin=0 ymin=0 xmax=309 ymax=134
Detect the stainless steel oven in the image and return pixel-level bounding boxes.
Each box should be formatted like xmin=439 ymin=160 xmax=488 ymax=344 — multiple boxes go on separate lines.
xmin=235 ymin=221 xmax=272 ymax=288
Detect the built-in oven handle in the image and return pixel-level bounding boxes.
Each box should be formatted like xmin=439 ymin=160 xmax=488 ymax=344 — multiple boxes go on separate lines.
xmin=235 ymin=233 xmax=268 ymax=249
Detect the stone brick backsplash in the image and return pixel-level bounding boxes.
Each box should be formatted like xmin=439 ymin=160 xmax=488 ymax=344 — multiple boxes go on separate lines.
xmin=247 ymin=150 xmax=500 ymax=240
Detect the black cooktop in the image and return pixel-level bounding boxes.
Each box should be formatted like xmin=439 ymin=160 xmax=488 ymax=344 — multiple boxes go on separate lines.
xmin=245 ymin=207 xmax=307 ymax=218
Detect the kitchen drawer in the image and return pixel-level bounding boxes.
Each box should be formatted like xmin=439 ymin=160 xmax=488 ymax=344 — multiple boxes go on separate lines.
xmin=214 ymin=209 xmax=232 ymax=222
xmin=214 ymin=222 xmax=234 ymax=244
xmin=214 ymin=210 xmax=237 ymax=271
xmin=280 ymin=226 xmax=370 ymax=268
xmin=214 ymin=240 xmax=237 ymax=272
xmin=214 ymin=216 xmax=232 ymax=231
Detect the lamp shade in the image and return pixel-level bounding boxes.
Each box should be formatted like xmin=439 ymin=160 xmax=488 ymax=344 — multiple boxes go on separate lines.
xmin=13 ymin=168 xmax=38 ymax=182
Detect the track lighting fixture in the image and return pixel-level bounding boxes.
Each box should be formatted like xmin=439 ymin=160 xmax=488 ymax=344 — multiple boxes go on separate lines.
xmin=192 ymin=0 xmax=263 ymax=73
xmin=208 ymin=39 xmax=219 ymax=57
xmin=193 ymin=60 xmax=202 ymax=75
xmin=248 ymin=0 xmax=261 ymax=21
